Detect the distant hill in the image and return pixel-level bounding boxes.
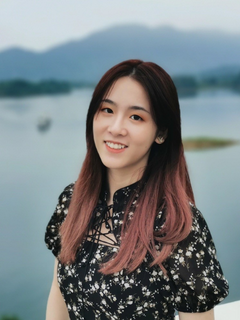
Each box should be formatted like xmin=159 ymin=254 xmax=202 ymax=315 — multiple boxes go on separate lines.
xmin=0 ymin=24 xmax=240 ymax=82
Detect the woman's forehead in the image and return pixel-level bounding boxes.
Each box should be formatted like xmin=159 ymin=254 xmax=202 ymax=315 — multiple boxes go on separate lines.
xmin=104 ymin=77 xmax=150 ymax=109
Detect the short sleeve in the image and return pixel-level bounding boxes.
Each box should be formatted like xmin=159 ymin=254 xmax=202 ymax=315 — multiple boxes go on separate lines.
xmin=164 ymin=204 xmax=229 ymax=313
xmin=45 ymin=183 xmax=74 ymax=257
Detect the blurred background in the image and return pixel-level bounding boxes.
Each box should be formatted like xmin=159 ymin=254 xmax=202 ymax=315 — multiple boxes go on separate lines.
xmin=0 ymin=0 xmax=240 ymax=319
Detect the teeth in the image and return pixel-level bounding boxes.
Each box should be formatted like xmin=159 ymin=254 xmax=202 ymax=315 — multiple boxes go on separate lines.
xmin=106 ymin=142 xmax=126 ymax=149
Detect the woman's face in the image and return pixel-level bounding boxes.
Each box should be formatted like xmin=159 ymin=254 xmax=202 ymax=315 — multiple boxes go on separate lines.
xmin=93 ymin=76 xmax=159 ymax=177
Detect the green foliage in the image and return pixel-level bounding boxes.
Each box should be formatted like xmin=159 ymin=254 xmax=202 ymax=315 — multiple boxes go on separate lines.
xmin=0 ymin=315 xmax=22 ymax=320
xmin=183 ymin=137 xmax=238 ymax=151
xmin=0 ymin=79 xmax=72 ymax=97
xmin=1 ymin=72 xmax=240 ymax=99
xmin=232 ymin=72 xmax=240 ymax=91
xmin=71 ymin=81 xmax=96 ymax=89
xmin=172 ymin=75 xmax=198 ymax=97
xmin=200 ymin=74 xmax=238 ymax=88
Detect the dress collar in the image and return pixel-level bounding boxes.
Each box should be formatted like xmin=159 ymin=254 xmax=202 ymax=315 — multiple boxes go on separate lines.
xmin=95 ymin=180 xmax=165 ymax=245
xmin=95 ymin=180 xmax=141 ymax=244
xmin=100 ymin=180 xmax=141 ymax=207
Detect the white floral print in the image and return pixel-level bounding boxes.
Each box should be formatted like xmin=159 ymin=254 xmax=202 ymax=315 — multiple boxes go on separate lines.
xmin=45 ymin=183 xmax=229 ymax=319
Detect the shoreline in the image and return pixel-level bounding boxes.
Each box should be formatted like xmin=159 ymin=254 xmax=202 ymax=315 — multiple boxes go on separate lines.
xmin=183 ymin=137 xmax=239 ymax=151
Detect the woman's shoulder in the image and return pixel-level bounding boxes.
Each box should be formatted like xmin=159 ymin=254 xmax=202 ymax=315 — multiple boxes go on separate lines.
xmin=189 ymin=202 xmax=212 ymax=239
xmin=165 ymin=202 xmax=229 ymax=312
xmin=45 ymin=182 xmax=75 ymax=257
xmin=58 ymin=182 xmax=75 ymax=203
xmin=53 ymin=182 xmax=75 ymax=222
xmin=174 ymin=202 xmax=217 ymax=254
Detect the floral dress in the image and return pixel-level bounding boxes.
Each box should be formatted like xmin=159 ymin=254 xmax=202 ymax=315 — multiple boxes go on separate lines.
xmin=45 ymin=183 xmax=229 ymax=320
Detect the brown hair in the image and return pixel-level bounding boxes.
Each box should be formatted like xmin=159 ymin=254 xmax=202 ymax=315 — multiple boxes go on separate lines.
xmin=59 ymin=59 xmax=194 ymax=274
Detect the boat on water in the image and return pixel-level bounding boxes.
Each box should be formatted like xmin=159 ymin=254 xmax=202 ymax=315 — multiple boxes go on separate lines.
xmin=37 ymin=116 xmax=52 ymax=132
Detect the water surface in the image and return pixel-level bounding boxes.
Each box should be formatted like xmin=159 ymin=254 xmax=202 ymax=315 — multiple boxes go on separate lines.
xmin=0 ymin=89 xmax=239 ymax=319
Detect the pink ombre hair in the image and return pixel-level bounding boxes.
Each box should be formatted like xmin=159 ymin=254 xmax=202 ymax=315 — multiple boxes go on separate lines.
xmin=59 ymin=60 xmax=194 ymax=274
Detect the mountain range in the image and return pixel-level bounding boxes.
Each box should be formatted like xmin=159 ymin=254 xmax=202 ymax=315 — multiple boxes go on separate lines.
xmin=0 ymin=24 xmax=240 ymax=82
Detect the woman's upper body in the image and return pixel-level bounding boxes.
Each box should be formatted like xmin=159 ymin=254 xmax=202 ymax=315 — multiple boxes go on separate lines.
xmin=45 ymin=60 xmax=229 ymax=319
xmin=45 ymin=182 xmax=229 ymax=320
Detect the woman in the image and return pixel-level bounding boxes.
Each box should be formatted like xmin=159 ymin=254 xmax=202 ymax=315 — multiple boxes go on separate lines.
xmin=45 ymin=60 xmax=229 ymax=320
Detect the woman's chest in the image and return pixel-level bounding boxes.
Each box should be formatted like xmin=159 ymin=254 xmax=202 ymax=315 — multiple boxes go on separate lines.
xmin=57 ymin=242 xmax=175 ymax=319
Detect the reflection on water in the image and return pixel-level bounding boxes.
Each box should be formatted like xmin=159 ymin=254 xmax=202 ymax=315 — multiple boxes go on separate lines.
xmin=0 ymin=89 xmax=239 ymax=320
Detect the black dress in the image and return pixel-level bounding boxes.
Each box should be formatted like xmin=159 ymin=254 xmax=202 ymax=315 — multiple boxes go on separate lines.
xmin=45 ymin=183 xmax=229 ymax=320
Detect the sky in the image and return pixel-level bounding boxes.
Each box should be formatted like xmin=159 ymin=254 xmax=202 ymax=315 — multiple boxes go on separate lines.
xmin=0 ymin=0 xmax=240 ymax=52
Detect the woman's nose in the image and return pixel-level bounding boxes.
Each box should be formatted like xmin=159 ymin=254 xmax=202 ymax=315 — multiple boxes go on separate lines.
xmin=107 ymin=117 xmax=127 ymax=136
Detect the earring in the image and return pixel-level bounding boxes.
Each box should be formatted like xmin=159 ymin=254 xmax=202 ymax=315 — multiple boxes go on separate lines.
xmin=156 ymin=136 xmax=164 ymax=144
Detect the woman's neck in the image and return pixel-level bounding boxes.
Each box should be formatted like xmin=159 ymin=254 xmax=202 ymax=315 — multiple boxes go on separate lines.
xmin=107 ymin=169 xmax=143 ymax=205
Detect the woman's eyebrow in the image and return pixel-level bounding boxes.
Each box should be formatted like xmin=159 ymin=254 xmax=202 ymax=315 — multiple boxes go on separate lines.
xmin=101 ymin=98 xmax=116 ymax=105
xmin=101 ymin=99 xmax=150 ymax=114
xmin=129 ymin=106 xmax=150 ymax=114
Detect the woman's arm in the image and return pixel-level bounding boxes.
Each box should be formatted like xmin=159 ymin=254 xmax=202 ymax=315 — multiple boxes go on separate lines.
xmin=179 ymin=309 xmax=214 ymax=320
xmin=46 ymin=258 xmax=70 ymax=320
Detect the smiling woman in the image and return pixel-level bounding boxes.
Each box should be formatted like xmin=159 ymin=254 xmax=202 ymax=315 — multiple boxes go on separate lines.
xmin=45 ymin=60 xmax=229 ymax=320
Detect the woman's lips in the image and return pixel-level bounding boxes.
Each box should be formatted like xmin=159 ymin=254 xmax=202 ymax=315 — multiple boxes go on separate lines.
xmin=104 ymin=141 xmax=128 ymax=153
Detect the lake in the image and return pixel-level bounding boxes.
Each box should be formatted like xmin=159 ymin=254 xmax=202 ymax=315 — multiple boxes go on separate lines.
xmin=0 ymin=89 xmax=239 ymax=319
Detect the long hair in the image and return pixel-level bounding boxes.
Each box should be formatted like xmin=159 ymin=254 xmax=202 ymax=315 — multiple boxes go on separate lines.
xmin=59 ymin=59 xmax=194 ymax=274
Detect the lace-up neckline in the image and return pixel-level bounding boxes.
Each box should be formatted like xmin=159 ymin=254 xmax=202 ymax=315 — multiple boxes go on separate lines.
xmin=86 ymin=180 xmax=141 ymax=248
xmin=87 ymin=203 xmax=119 ymax=247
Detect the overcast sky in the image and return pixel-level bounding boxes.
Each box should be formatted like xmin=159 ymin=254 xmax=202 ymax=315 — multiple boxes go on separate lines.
xmin=0 ymin=0 xmax=240 ymax=52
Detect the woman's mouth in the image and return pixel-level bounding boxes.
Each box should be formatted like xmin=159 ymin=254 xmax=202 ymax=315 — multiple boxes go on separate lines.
xmin=104 ymin=141 xmax=127 ymax=150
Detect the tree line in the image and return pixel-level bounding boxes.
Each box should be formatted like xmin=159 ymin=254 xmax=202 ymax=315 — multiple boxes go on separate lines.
xmin=0 ymin=74 xmax=240 ymax=98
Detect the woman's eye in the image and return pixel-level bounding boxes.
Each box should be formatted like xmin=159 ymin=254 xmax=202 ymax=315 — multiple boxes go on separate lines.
xmin=101 ymin=108 xmax=113 ymax=114
xmin=130 ymin=115 xmax=143 ymax=121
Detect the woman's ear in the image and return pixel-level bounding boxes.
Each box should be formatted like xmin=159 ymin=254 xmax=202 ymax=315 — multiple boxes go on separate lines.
xmin=155 ymin=129 xmax=168 ymax=144
xmin=155 ymin=136 xmax=164 ymax=144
